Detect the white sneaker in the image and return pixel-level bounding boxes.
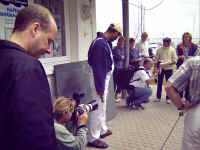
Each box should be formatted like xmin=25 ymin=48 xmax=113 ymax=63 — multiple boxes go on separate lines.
xmin=115 ymin=98 xmax=121 ymax=103
xmin=166 ymin=100 xmax=171 ymax=104
xmin=153 ymin=98 xmax=161 ymax=102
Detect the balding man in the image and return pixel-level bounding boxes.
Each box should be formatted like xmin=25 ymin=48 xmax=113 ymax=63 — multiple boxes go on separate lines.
xmin=0 ymin=4 xmax=58 ymax=150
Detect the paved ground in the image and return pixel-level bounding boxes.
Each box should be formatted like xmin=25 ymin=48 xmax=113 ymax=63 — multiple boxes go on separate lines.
xmin=87 ymin=85 xmax=184 ymax=150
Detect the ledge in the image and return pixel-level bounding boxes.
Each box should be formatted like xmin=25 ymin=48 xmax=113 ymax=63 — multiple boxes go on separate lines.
xmin=39 ymin=56 xmax=71 ymax=75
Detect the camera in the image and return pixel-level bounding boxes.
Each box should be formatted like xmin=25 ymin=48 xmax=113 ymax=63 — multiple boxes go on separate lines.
xmin=71 ymin=92 xmax=98 ymax=123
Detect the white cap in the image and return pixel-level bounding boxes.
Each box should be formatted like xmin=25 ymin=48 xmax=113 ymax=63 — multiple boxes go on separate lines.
xmin=112 ymin=23 xmax=122 ymax=34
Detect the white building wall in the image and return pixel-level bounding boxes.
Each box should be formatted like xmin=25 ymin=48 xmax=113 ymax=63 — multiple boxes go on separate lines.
xmin=46 ymin=0 xmax=97 ymax=99
xmin=0 ymin=0 xmax=96 ymax=99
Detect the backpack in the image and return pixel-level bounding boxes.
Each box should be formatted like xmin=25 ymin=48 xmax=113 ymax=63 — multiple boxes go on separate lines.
xmin=116 ymin=66 xmax=144 ymax=90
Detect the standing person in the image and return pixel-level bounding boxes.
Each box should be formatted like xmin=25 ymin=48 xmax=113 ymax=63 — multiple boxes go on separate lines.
xmin=87 ymin=23 xmax=122 ymax=148
xmin=176 ymin=32 xmax=198 ymax=68
xmin=176 ymin=32 xmax=198 ymax=99
xmin=153 ymin=37 xmax=177 ymax=104
xmin=0 ymin=4 xmax=58 ymax=150
xmin=112 ymin=36 xmax=125 ymax=102
xmin=129 ymin=37 xmax=141 ymax=67
xmin=165 ymin=56 xmax=200 ymax=150
xmin=135 ymin=32 xmax=149 ymax=58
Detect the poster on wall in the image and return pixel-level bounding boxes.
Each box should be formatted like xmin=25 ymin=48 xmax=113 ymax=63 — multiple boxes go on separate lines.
xmin=0 ymin=1 xmax=26 ymax=40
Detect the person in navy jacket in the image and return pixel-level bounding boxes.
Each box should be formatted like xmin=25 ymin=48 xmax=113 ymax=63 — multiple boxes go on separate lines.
xmin=87 ymin=24 xmax=122 ymax=148
xmin=0 ymin=4 xmax=58 ymax=150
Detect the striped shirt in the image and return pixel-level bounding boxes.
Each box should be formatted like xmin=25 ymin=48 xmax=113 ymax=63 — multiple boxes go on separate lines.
xmin=168 ymin=56 xmax=200 ymax=104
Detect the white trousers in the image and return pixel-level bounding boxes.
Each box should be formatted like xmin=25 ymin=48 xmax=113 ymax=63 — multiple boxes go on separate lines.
xmin=88 ymin=71 xmax=112 ymax=142
xmin=182 ymin=104 xmax=200 ymax=150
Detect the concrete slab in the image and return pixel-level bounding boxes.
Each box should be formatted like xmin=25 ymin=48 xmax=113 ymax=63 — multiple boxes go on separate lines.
xmin=86 ymin=85 xmax=184 ymax=150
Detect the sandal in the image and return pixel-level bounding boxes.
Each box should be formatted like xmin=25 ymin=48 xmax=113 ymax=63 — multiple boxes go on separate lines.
xmin=87 ymin=139 xmax=108 ymax=148
xmin=100 ymin=130 xmax=112 ymax=138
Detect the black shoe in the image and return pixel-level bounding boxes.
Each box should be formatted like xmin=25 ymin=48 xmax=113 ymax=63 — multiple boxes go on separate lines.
xmin=100 ymin=130 xmax=112 ymax=138
xmin=138 ymin=104 xmax=145 ymax=110
xmin=126 ymin=97 xmax=131 ymax=107
xmin=132 ymin=105 xmax=139 ymax=110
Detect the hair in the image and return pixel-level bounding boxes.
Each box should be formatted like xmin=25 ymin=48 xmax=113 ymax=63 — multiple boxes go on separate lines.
xmin=141 ymin=32 xmax=148 ymax=37
xmin=118 ymin=36 xmax=125 ymax=43
xmin=182 ymin=32 xmax=192 ymax=42
xmin=163 ymin=37 xmax=171 ymax=43
xmin=129 ymin=38 xmax=135 ymax=43
xmin=53 ymin=96 xmax=75 ymax=121
xmin=13 ymin=4 xmax=53 ymax=33
xmin=143 ymin=58 xmax=153 ymax=65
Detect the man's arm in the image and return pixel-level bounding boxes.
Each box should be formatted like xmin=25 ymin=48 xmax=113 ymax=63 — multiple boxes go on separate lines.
xmin=169 ymin=48 xmax=178 ymax=65
xmin=165 ymin=82 xmax=184 ymax=108
xmin=90 ymin=43 xmax=108 ymax=101
xmin=165 ymin=82 xmax=191 ymax=110
xmin=165 ymin=60 xmax=193 ymax=110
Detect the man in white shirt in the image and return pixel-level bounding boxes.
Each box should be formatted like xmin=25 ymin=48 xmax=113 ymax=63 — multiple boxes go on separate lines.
xmin=128 ymin=58 xmax=158 ymax=109
xmin=135 ymin=32 xmax=149 ymax=57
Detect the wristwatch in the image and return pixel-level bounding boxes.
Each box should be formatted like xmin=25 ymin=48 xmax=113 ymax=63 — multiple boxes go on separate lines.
xmin=177 ymin=104 xmax=185 ymax=110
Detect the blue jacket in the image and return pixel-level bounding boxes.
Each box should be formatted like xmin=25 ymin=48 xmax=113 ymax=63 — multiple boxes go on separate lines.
xmin=88 ymin=32 xmax=113 ymax=92
xmin=129 ymin=48 xmax=140 ymax=66
xmin=112 ymin=46 xmax=125 ymax=69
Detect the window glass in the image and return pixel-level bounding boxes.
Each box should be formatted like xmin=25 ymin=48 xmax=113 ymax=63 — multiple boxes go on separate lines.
xmin=0 ymin=1 xmax=25 ymax=40
xmin=34 ymin=0 xmax=66 ymax=58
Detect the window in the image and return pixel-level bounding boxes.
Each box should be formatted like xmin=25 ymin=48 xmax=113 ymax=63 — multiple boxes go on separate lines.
xmin=34 ymin=0 xmax=66 ymax=58
xmin=0 ymin=1 xmax=25 ymax=40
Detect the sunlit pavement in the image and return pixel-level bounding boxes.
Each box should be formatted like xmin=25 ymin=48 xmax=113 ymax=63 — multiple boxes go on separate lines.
xmin=87 ymin=85 xmax=184 ymax=150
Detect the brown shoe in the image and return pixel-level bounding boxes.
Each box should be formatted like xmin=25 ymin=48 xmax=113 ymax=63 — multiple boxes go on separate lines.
xmin=100 ymin=130 xmax=112 ymax=138
xmin=87 ymin=139 xmax=109 ymax=149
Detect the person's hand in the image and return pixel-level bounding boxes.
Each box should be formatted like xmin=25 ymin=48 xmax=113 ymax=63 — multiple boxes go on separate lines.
xmin=153 ymin=68 xmax=159 ymax=74
xmin=184 ymin=103 xmax=191 ymax=111
xmin=153 ymin=70 xmax=159 ymax=77
xmin=77 ymin=111 xmax=88 ymax=126
xmin=180 ymin=55 xmax=184 ymax=60
xmin=121 ymin=56 xmax=125 ymax=60
xmin=97 ymin=91 xmax=104 ymax=103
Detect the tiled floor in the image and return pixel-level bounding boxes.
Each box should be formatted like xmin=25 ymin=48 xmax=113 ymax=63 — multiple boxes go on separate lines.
xmin=87 ymin=85 xmax=184 ymax=150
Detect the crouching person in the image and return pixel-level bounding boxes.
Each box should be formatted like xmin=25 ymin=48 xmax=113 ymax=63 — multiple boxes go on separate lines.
xmin=128 ymin=58 xmax=158 ymax=109
xmin=53 ymin=97 xmax=88 ymax=150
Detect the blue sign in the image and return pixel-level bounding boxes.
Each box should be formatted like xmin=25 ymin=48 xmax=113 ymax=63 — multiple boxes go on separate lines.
xmin=0 ymin=0 xmax=28 ymax=7
xmin=0 ymin=2 xmax=22 ymax=17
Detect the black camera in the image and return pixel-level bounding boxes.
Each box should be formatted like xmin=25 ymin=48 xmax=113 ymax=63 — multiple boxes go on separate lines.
xmin=71 ymin=93 xmax=98 ymax=123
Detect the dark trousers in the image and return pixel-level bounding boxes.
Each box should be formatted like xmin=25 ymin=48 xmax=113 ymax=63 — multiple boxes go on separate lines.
xmin=156 ymin=69 xmax=173 ymax=100
xmin=113 ymin=68 xmax=122 ymax=94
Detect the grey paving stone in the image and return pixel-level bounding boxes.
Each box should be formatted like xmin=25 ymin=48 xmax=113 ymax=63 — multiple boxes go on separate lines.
xmin=86 ymin=85 xmax=184 ymax=150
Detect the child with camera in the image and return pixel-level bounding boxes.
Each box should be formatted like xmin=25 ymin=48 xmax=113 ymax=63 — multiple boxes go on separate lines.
xmin=53 ymin=96 xmax=88 ymax=150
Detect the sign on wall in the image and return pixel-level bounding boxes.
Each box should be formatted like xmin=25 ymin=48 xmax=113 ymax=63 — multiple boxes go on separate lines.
xmin=0 ymin=1 xmax=25 ymax=40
